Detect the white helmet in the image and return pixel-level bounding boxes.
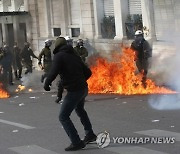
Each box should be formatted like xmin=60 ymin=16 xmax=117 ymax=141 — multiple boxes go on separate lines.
xmin=64 ymin=36 xmax=73 ymax=46
xmin=135 ymin=30 xmax=143 ymax=36
xmin=45 ymin=39 xmax=52 ymax=47
xmin=64 ymin=36 xmax=71 ymax=41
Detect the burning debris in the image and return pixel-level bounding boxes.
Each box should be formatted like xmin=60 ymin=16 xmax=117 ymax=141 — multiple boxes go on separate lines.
xmin=88 ymin=47 xmax=176 ymax=95
xmin=15 ymin=85 xmax=26 ymax=92
xmin=0 ymin=82 xmax=9 ymax=98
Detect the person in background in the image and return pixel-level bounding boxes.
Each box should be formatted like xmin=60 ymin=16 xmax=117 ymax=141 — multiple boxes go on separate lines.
xmin=131 ymin=30 xmax=152 ymax=88
xmin=64 ymin=36 xmax=73 ymax=46
xmin=21 ymin=42 xmax=38 ymax=74
xmin=0 ymin=43 xmax=13 ymax=85
xmin=44 ymin=37 xmax=96 ymax=151
xmin=38 ymin=39 xmax=52 ymax=83
xmin=74 ymin=39 xmax=88 ymax=63
xmin=13 ymin=42 xmax=22 ymax=80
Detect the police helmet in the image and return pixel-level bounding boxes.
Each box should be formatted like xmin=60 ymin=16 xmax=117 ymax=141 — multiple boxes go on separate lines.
xmin=77 ymin=39 xmax=84 ymax=46
xmin=24 ymin=42 xmax=30 ymax=47
xmin=64 ymin=36 xmax=73 ymax=46
xmin=45 ymin=39 xmax=52 ymax=47
xmin=135 ymin=30 xmax=143 ymax=36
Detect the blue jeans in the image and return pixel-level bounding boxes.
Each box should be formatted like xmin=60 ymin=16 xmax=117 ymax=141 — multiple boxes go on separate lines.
xmin=59 ymin=87 xmax=93 ymax=145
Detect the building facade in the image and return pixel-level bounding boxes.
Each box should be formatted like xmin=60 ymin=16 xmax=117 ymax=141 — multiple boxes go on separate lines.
xmin=0 ymin=0 xmax=179 ymax=54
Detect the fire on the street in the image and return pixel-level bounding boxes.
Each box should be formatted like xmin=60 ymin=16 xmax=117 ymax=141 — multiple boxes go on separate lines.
xmin=88 ymin=47 xmax=176 ymax=95
xmin=15 ymin=85 xmax=33 ymax=93
xmin=0 ymin=83 xmax=9 ymax=98
xmin=15 ymin=85 xmax=26 ymax=92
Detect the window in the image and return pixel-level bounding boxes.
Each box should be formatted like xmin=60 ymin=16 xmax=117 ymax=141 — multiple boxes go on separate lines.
xmin=71 ymin=28 xmax=80 ymax=37
xmin=53 ymin=28 xmax=61 ymax=37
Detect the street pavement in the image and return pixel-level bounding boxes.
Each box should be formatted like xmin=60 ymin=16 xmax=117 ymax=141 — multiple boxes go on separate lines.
xmin=0 ymin=82 xmax=180 ymax=154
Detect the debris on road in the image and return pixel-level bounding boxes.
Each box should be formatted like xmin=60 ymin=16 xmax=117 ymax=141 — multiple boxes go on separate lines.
xmin=19 ymin=103 xmax=25 ymax=106
xmin=12 ymin=130 xmax=19 ymax=133
xmin=152 ymin=120 xmax=160 ymax=122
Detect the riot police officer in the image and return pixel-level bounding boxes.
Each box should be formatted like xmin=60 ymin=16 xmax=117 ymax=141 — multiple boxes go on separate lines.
xmin=0 ymin=43 xmax=13 ymax=85
xmin=21 ymin=42 xmax=38 ymax=74
xmin=38 ymin=39 xmax=52 ymax=83
xmin=74 ymin=39 xmax=88 ymax=62
xmin=131 ymin=30 xmax=152 ymax=88
xmin=13 ymin=42 xmax=22 ymax=80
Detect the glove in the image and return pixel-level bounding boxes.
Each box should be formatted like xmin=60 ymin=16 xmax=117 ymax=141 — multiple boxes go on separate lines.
xmin=55 ymin=96 xmax=62 ymax=104
xmin=44 ymin=83 xmax=51 ymax=91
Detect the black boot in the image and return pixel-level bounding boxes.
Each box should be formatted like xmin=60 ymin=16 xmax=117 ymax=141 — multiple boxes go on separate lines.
xmin=65 ymin=140 xmax=86 ymax=151
xmin=15 ymin=71 xmax=19 ymax=80
xmin=83 ymin=133 xmax=97 ymax=144
xmin=41 ymin=75 xmax=45 ymax=83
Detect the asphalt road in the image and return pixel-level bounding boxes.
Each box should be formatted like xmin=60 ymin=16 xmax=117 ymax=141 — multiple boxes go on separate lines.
xmin=0 ymin=87 xmax=180 ymax=154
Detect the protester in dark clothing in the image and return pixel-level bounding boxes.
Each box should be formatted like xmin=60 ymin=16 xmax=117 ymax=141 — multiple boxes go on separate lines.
xmin=38 ymin=39 xmax=52 ymax=83
xmin=131 ymin=30 xmax=152 ymax=88
xmin=55 ymin=79 xmax=64 ymax=103
xmin=13 ymin=42 xmax=22 ymax=79
xmin=21 ymin=42 xmax=38 ymax=74
xmin=44 ymin=37 xmax=96 ymax=151
xmin=55 ymin=36 xmax=73 ymax=103
xmin=0 ymin=44 xmax=13 ymax=85
xmin=74 ymin=39 xmax=88 ymax=62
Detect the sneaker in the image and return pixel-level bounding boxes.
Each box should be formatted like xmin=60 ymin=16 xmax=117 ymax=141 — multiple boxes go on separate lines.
xmin=65 ymin=140 xmax=86 ymax=151
xmin=83 ymin=133 xmax=97 ymax=144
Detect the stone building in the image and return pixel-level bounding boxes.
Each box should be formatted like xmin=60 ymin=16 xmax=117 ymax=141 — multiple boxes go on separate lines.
xmin=0 ymin=0 xmax=179 ymax=54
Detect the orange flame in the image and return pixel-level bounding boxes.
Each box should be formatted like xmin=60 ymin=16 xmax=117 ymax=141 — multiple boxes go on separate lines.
xmin=0 ymin=82 xmax=9 ymax=98
xmin=15 ymin=85 xmax=26 ymax=92
xmin=88 ymin=47 xmax=176 ymax=94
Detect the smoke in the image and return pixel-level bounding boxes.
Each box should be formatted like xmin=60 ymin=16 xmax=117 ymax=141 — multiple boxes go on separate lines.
xmin=20 ymin=69 xmax=58 ymax=91
xmin=21 ymin=70 xmax=43 ymax=87
xmin=149 ymin=95 xmax=180 ymax=110
xmin=148 ymin=32 xmax=180 ymax=110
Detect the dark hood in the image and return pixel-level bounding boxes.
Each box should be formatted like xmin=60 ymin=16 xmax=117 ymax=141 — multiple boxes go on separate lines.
xmin=53 ymin=45 xmax=75 ymax=55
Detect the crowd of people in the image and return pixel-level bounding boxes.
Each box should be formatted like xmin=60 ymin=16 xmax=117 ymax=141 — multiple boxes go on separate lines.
xmin=0 ymin=37 xmax=89 ymax=88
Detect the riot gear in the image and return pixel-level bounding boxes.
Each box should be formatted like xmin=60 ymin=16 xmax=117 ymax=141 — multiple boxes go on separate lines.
xmin=135 ymin=30 xmax=143 ymax=36
xmin=76 ymin=39 xmax=84 ymax=47
xmin=45 ymin=39 xmax=52 ymax=47
xmin=64 ymin=36 xmax=73 ymax=46
xmin=131 ymin=32 xmax=152 ymax=88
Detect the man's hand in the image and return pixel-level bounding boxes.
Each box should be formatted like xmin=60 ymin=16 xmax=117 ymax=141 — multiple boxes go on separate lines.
xmin=44 ymin=84 xmax=51 ymax=91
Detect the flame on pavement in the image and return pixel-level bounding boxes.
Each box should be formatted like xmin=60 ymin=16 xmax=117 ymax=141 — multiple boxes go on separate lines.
xmin=15 ymin=85 xmax=33 ymax=93
xmin=15 ymin=85 xmax=26 ymax=92
xmin=0 ymin=82 xmax=9 ymax=98
xmin=88 ymin=47 xmax=176 ymax=95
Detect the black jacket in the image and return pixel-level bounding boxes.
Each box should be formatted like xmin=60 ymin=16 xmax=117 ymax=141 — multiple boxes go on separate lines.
xmin=131 ymin=37 xmax=152 ymax=60
xmin=45 ymin=45 xmax=91 ymax=91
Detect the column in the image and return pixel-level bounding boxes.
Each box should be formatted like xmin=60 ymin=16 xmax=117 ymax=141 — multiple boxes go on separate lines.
xmin=24 ymin=0 xmax=29 ymax=11
xmin=141 ymin=0 xmax=156 ymax=40
xmin=1 ymin=20 xmax=7 ymax=43
xmin=44 ymin=0 xmax=52 ymax=37
xmin=93 ymin=0 xmax=103 ymax=39
xmin=13 ymin=16 xmax=20 ymax=44
xmin=61 ymin=0 xmax=69 ymax=36
xmin=113 ymin=0 xmax=126 ymax=40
